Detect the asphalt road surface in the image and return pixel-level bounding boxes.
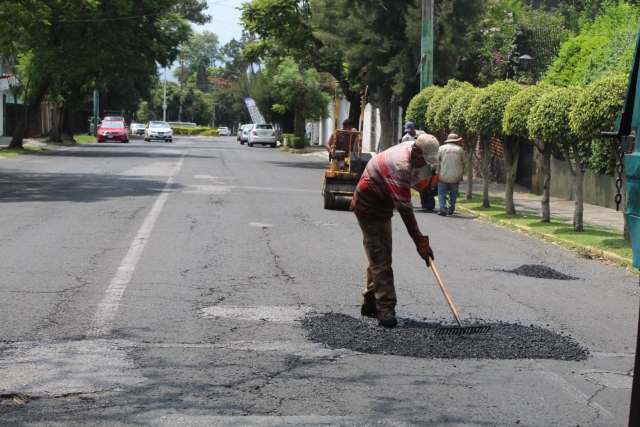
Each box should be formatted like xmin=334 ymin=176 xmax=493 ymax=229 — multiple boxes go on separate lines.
xmin=0 ymin=135 xmax=637 ymax=426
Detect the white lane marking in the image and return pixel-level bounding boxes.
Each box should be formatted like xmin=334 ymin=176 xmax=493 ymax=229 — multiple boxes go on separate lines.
xmin=249 ymin=222 xmax=272 ymax=227
xmin=590 ymin=352 xmax=635 ymax=358
xmin=0 ymin=340 xmax=143 ymax=396
xmin=536 ymin=365 xmax=613 ymax=418
xmin=201 ymin=306 xmax=312 ymax=322
xmin=183 ymin=185 xmax=229 ymax=195
xmin=137 ymin=414 xmax=410 ymax=426
xmin=193 ymin=175 xmax=237 ymax=181
xmin=88 ymin=151 xmax=187 ymax=337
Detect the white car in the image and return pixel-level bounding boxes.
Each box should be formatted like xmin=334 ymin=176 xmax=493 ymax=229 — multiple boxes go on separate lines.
xmin=240 ymin=124 xmax=254 ymax=145
xmin=145 ymin=121 xmax=173 ymax=142
xmin=130 ymin=123 xmax=146 ymax=135
xmin=218 ymin=127 xmax=231 ymax=136
xmin=247 ymin=124 xmax=277 ymax=148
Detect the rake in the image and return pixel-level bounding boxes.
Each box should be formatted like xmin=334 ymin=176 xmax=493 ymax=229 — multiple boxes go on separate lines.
xmin=428 ymin=257 xmax=491 ymax=336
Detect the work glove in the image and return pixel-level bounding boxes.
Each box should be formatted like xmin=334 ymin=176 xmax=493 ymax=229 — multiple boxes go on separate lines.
xmin=413 ymin=235 xmax=434 ymax=266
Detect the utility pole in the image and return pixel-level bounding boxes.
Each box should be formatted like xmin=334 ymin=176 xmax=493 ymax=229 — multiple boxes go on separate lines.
xmin=92 ymin=88 xmax=99 ymax=136
xmin=179 ymin=54 xmax=184 ymax=122
xmin=162 ymin=68 xmax=167 ymax=122
xmin=420 ymin=0 xmax=434 ymax=90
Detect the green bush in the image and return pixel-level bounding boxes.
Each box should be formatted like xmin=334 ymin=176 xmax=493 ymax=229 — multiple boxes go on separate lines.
xmin=466 ymin=80 xmax=522 ymax=137
xmin=405 ymin=86 xmax=439 ymax=129
xmin=281 ymin=133 xmax=306 ymax=148
xmin=569 ymin=74 xmax=627 ymax=141
xmin=569 ymin=74 xmax=627 ymax=174
xmin=172 ymin=126 xmax=216 ymax=136
xmin=432 ymin=81 xmax=472 ymax=133
xmin=425 ymin=86 xmax=450 ymax=133
xmin=528 ymin=86 xmax=580 ymax=144
xmin=448 ymin=87 xmax=479 ymax=135
xmin=503 ymin=83 xmax=552 ymax=138
xmin=543 ymin=2 xmax=640 ymax=86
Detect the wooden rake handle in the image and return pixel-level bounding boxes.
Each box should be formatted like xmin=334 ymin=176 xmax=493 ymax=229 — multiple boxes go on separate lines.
xmin=428 ymin=257 xmax=464 ymax=328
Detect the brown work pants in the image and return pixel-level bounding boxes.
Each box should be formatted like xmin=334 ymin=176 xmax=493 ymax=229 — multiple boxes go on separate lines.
xmin=356 ymin=215 xmax=396 ymax=313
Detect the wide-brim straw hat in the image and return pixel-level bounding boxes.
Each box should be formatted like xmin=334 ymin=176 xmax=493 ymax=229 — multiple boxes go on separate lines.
xmin=415 ymin=134 xmax=439 ymax=165
xmin=445 ymin=133 xmax=463 ymax=143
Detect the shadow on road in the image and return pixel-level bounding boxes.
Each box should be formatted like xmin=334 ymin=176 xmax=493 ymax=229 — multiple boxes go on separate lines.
xmin=0 ymin=171 xmax=185 ymax=203
xmin=266 ymin=161 xmax=329 ymax=170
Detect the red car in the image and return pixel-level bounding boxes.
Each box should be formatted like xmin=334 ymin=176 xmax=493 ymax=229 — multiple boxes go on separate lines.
xmin=97 ymin=121 xmax=129 ymax=143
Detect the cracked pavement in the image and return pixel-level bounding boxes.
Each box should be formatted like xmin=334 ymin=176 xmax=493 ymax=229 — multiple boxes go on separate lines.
xmin=0 ymin=135 xmax=636 ymax=426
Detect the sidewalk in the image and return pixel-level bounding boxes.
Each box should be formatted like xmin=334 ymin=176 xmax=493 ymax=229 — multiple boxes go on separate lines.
xmin=0 ymin=136 xmax=49 ymax=148
xmin=302 ymin=145 xmax=624 ymax=232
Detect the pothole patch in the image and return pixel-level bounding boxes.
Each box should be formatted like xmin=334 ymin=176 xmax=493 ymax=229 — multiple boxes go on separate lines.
xmin=201 ymin=305 xmax=312 ymax=322
xmin=500 ymin=264 xmax=578 ymax=280
xmin=302 ymin=313 xmax=588 ymax=361
xmin=0 ymin=340 xmax=143 ymax=397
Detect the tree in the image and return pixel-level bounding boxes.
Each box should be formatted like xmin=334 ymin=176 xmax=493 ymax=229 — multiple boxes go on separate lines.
xmin=449 ymin=86 xmax=480 ymax=199
xmin=180 ymin=31 xmax=222 ymax=91
xmin=529 ymin=86 xmax=587 ymax=231
xmin=0 ymin=0 xmax=207 ymax=148
xmin=268 ymin=58 xmax=332 ymax=141
xmin=504 ymin=83 xmax=552 ymax=221
xmin=467 ymin=81 xmax=522 ymax=211
xmin=405 ymin=86 xmax=440 ymax=130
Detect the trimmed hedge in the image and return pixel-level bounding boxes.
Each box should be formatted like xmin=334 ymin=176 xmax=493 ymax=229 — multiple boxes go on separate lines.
xmin=172 ymin=126 xmax=219 ymax=136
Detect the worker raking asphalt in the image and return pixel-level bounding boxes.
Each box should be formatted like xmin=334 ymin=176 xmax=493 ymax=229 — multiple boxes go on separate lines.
xmin=500 ymin=264 xmax=578 ymax=280
xmin=302 ymin=313 xmax=588 ymax=361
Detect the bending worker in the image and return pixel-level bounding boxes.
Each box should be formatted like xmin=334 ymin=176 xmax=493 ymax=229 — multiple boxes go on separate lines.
xmin=350 ymin=134 xmax=439 ymax=328
xmin=326 ymin=118 xmax=360 ymax=155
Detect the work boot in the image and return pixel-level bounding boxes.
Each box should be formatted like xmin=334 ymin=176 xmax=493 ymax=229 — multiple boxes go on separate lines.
xmin=361 ymin=294 xmax=377 ymax=318
xmin=377 ymin=310 xmax=397 ymax=328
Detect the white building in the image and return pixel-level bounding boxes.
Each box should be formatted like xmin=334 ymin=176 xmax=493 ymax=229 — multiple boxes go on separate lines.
xmin=307 ymin=96 xmax=403 ymax=153
xmin=0 ymin=75 xmax=17 ymax=136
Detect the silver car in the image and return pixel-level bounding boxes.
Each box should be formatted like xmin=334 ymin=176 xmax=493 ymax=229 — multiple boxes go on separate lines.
xmin=145 ymin=121 xmax=173 ymax=142
xmin=218 ymin=126 xmax=231 ymax=136
xmin=240 ymin=124 xmax=254 ymax=145
xmin=247 ymin=124 xmax=277 ymax=148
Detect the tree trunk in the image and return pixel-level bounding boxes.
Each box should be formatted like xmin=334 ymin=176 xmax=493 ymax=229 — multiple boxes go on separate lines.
xmin=464 ymin=133 xmax=478 ymax=200
xmin=540 ymin=141 xmax=551 ymax=222
xmin=564 ymin=142 xmax=585 ymax=232
xmin=378 ymin=102 xmax=394 ymax=153
xmin=502 ymin=136 xmax=521 ymax=215
xmin=8 ymin=80 xmax=50 ymax=149
xmin=294 ymin=108 xmax=306 ymax=147
xmin=64 ymin=107 xmax=75 ymax=142
xmin=481 ymin=136 xmax=491 ymax=208
xmin=50 ymin=106 xmax=64 ymax=142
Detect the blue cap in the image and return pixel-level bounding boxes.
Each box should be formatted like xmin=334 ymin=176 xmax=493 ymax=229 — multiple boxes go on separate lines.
xmin=404 ymin=122 xmax=414 ymax=132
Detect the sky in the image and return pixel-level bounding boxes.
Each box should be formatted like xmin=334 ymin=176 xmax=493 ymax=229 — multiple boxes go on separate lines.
xmin=167 ymin=0 xmax=245 ymax=81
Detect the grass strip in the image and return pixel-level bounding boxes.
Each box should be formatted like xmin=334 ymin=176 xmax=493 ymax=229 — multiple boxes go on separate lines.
xmin=0 ymin=146 xmax=46 ymax=157
xmin=414 ymin=190 xmax=637 ymax=274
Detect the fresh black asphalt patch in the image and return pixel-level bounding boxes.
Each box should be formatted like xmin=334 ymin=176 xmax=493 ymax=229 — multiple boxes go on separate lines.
xmin=302 ymin=313 xmax=588 ymax=361
xmin=501 ymin=264 xmax=578 ymax=280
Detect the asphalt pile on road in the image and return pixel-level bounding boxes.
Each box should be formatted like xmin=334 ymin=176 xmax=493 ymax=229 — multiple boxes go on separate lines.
xmin=501 ymin=264 xmax=578 ymax=280
xmin=302 ymin=313 xmax=588 ymax=361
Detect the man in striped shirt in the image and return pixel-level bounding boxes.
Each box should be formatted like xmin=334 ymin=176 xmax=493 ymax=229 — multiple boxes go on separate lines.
xmin=350 ymin=134 xmax=438 ymax=327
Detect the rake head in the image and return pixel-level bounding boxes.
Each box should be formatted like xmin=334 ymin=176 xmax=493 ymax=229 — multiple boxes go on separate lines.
xmin=435 ymin=325 xmax=492 ymax=336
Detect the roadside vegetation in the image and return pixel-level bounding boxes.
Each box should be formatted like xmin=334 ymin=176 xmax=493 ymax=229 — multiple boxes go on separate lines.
xmin=0 ymin=146 xmax=46 ymax=157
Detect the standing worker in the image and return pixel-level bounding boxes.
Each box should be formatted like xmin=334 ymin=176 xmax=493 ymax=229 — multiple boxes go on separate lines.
xmin=437 ymin=133 xmax=466 ymax=216
xmin=400 ymin=121 xmax=424 ymax=143
xmin=350 ymin=134 xmax=439 ymax=327
xmin=326 ymin=118 xmax=360 ymax=155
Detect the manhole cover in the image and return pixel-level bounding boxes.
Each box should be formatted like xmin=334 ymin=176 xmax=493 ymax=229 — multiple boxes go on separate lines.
xmin=302 ymin=313 xmax=588 ymax=361
xmin=501 ymin=264 xmax=578 ymax=280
